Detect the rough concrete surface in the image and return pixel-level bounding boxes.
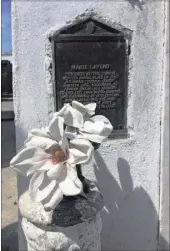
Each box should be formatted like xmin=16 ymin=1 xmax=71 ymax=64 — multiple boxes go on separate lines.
xmin=22 ymin=214 xmax=102 ymax=251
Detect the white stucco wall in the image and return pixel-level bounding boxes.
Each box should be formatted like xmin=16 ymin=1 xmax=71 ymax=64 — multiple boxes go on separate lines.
xmin=12 ymin=0 xmax=167 ymax=250
xmin=159 ymin=2 xmax=169 ymax=250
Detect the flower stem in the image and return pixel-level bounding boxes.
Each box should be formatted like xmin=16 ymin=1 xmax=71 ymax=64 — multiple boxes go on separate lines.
xmin=76 ymin=164 xmax=89 ymax=194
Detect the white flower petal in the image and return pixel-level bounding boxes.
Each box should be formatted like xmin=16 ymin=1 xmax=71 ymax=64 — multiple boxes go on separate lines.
xmin=80 ymin=132 xmax=106 ymax=143
xmin=82 ymin=120 xmax=104 ymax=135
xmin=68 ymin=138 xmax=94 ymax=165
xmin=10 ymin=147 xmax=50 ymax=176
xmin=72 ymin=100 xmax=87 ymax=115
xmin=37 ymin=159 xmax=54 ymax=171
xmin=66 ymin=165 xmax=77 ymax=181
xmin=10 ymin=147 xmax=44 ymax=165
xmin=58 ymin=135 xmax=69 ymax=153
xmin=59 ymin=176 xmax=83 ymax=196
xmin=48 ymin=116 xmax=64 ymax=142
xmin=80 ymin=115 xmax=113 ymax=143
xmin=25 ymin=135 xmax=58 ymax=150
xmin=27 ymin=160 xmax=48 ymax=176
xmin=47 ymin=162 xmax=63 ymax=180
xmin=66 ymin=165 xmax=83 ymax=190
xmin=29 ymin=172 xmax=45 ymax=200
xmin=68 ymin=148 xmax=88 ymax=166
xmin=72 ymin=101 xmax=96 ymax=117
xmin=36 ymin=180 xmax=57 ymax=202
xmin=91 ymin=115 xmax=113 ymax=131
xmin=64 ymin=106 xmax=84 ymax=128
xmin=54 ymin=103 xmax=70 ymax=117
xmin=26 ymin=128 xmax=50 ymax=139
xmin=44 ymin=186 xmax=63 ymax=210
xmin=65 ymin=126 xmax=77 ymax=140
xmin=85 ymin=103 xmax=96 ymax=115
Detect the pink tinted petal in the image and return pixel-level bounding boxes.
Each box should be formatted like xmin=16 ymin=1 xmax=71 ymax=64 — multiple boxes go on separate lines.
xmin=38 ymin=159 xmax=54 ymax=171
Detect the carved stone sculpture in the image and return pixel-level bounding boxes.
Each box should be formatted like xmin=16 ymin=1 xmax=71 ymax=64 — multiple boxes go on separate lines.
xmin=10 ymin=101 xmax=112 ymax=250
xmin=20 ymin=180 xmax=103 ymax=250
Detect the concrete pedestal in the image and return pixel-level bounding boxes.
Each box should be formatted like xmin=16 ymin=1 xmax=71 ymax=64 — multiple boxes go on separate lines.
xmin=19 ymin=181 xmax=104 ymax=251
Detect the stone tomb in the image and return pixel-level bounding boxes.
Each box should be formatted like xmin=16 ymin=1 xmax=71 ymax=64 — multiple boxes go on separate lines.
xmin=51 ymin=19 xmax=129 ymax=136
xmin=12 ymin=3 xmax=168 ymax=249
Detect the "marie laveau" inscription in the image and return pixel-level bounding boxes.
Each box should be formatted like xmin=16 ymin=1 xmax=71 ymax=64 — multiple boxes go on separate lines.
xmin=59 ymin=64 xmax=122 ymax=109
xmin=70 ymin=64 xmax=110 ymax=70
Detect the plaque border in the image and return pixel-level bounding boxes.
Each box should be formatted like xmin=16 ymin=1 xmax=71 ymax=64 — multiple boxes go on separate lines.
xmin=51 ymin=20 xmax=130 ymax=138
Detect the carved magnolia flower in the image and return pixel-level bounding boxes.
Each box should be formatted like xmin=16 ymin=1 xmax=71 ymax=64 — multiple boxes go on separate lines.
xmin=10 ymin=101 xmax=112 ymax=210
xmin=55 ymin=101 xmax=113 ymax=143
xmin=10 ymin=116 xmax=93 ymax=210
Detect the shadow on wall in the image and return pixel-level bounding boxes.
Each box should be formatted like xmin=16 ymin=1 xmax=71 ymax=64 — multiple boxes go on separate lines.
xmin=126 ymin=0 xmax=144 ymax=10
xmin=1 ymin=222 xmax=18 ymax=251
xmin=93 ymin=152 xmax=169 ymax=251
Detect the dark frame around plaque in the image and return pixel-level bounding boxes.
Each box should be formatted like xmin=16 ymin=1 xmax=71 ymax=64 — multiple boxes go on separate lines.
xmin=51 ymin=18 xmax=130 ymax=138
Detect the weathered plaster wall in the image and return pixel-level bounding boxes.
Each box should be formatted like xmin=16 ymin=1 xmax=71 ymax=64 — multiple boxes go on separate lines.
xmin=12 ymin=0 xmax=167 ymax=250
xmin=159 ymin=1 xmax=169 ymax=250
